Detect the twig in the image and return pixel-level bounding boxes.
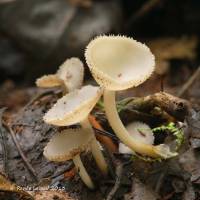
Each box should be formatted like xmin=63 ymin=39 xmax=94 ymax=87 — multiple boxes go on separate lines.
xmin=12 ymin=123 xmax=34 ymax=127
xmin=51 ymin=162 xmax=73 ymax=179
xmin=21 ymin=88 xmax=60 ymax=112
xmin=0 ymin=108 xmax=8 ymax=175
xmin=160 ymin=75 xmax=165 ymax=92
xmin=106 ymin=161 xmax=123 ymax=200
xmin=155 ymin=169 xmax=167 ymax=193
xmin=50 ymin=162 xmax=73 ymax=186
xmin=125 ymin=0 xmax=162 ymax=31
xmin=93 ymin=127 xmax=118 ymax=141
xmin=5 ymin=123 xmax=38 ymax=182
xmin=178 ymin=66 xmax=200 ymax=97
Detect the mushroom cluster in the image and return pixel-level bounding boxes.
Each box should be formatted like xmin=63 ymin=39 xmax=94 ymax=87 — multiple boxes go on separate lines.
xmin=43 ymin=85 xmax=108 ymax=176
xmin=37 ymin=58 xmax=108 ymax=189
xmin=38 ymin=36 xmax=178 ymax=189
xmin=85 ymin=35 xmax=177 ymax=158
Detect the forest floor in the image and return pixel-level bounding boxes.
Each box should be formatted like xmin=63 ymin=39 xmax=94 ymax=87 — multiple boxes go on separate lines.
xmin=0 ymin=53 xmax=200 ymax=200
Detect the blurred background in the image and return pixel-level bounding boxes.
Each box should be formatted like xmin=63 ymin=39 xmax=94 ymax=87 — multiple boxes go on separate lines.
xmin=0 ymin=0 xmax=200 ymax=110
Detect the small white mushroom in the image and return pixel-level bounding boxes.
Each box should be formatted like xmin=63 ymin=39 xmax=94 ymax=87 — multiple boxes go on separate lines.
xmin=57 ymin=57 xmax=84 ymax=92
xmin=44 ymin=128 xmax=94 ymax=189
xmin=36 ymin=57 xmax=84 ymax=94
xmin=85 ymin=35 xmax=177 ymax=158
xmin=44 ymin=85 xmax=108 ymax=175
xmin=119 ymin=121 xmax=154 ymax=154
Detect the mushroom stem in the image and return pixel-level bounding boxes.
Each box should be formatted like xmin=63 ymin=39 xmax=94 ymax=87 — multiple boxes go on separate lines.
xmin=103 ymin=89 xmax=174 ymax=158
xmin=73 ymin=154 xmax=94 ymax=189
xmin=80 ymin=118 xmax=108 ymax=175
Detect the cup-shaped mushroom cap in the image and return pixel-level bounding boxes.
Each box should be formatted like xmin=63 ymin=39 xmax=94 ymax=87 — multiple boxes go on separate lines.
xmin=44 ymin=129 xmax=93 ymax=162
xmin=57 ymin=57 xmax=84 ymax=92
xmin=44 ymin=85 xmax=103 ymax=126
xmin=126 ymin=121 xmax=154 ymax=144
xmin=85 ymin=35 xmax=155 ymax=91
xmin=119 ymin=121 xmax=154 ymax=154
xmin=36 ymin=74 xmax=63 ymax=88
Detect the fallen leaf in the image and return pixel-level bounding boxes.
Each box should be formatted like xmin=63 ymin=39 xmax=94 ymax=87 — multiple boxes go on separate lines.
xmin=148 ymin=36 xmax=198 ymax=75
xmin=89 ymin=115 xmax=117 ymax=153
xmin=0 ymin=173 xmax=33 ymax=199
xmin=64 ymin=167 xmax=76 ymax=179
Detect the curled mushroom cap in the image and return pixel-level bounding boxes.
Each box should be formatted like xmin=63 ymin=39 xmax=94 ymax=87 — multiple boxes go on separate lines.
xmin=36 ymin=57 xmax=84 ymax=92
xmin=119 ymin=121 xmax=154 ymax=154
xmin=57 ymin=57 xmax=84 ymax=92
xmin=44 ymin=128 xmax=93 ymax=162
xmin=85 ymin=35 xmax=155 ymax=91
xmin=44 ymin=85 xmax=103 ymax=126
xmin=36 ymin=74 xmax=63 ymax=88
xmin=154 ymin=144 xmax=177 ymax=159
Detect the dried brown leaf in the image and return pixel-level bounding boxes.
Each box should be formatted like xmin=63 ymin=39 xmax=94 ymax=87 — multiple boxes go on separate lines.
xmin=0 ymin=173 xmax=33 ymax=199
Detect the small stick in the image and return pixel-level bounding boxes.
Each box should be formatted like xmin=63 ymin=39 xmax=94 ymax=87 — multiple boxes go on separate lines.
xmin=0 ymin=108 xmax=8 ymax=175
xmin=51 ymin=162 xmax=73 ymax=179
xmin=160 ymin=75 xmax=165 ymax=92
xmin=93 ymin=127 xmax=119 ymax=141
xmin=22 ymin=89 xmax=58 ymax=111
xmin=155 ymin=170 xmax=167 ymax=193
xmin=106 ymin=161 xmax=123 ymax=200
xmin=125 ymin=0 xmax=162 ymax=31
xmin=178 ymin=66 xmax=200 ymax=97
xmin=5 ymin=123 xmax=38 ymax=182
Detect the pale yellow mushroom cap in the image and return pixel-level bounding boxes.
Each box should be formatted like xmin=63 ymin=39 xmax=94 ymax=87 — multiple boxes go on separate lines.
xmin=44 ymin=128 xmax=93 ymax=162
xmin=36 ymin=74 xmax=63 ymax=88
xmin=119 ymin=121 xmax=154 ymax=154
xmin=43 ymin=85 xmax=103 ymax=126
xmin=85 ymin=35 xmax=155 ymax=91
xmin=57 ymin=57 xmax=84 ymax=92
xmin=36 ymin=57 xmax=84 ymax=91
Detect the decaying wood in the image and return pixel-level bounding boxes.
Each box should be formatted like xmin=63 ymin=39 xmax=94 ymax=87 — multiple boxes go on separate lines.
xmin=95 ymin=92 xmax=190 ymax=131
xmin=121 ymin=92 xmax=190 ymax=122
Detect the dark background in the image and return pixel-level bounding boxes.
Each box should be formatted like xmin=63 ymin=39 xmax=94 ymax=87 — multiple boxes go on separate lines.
xmin=0 ymin=0 xmax=199 ymax=85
